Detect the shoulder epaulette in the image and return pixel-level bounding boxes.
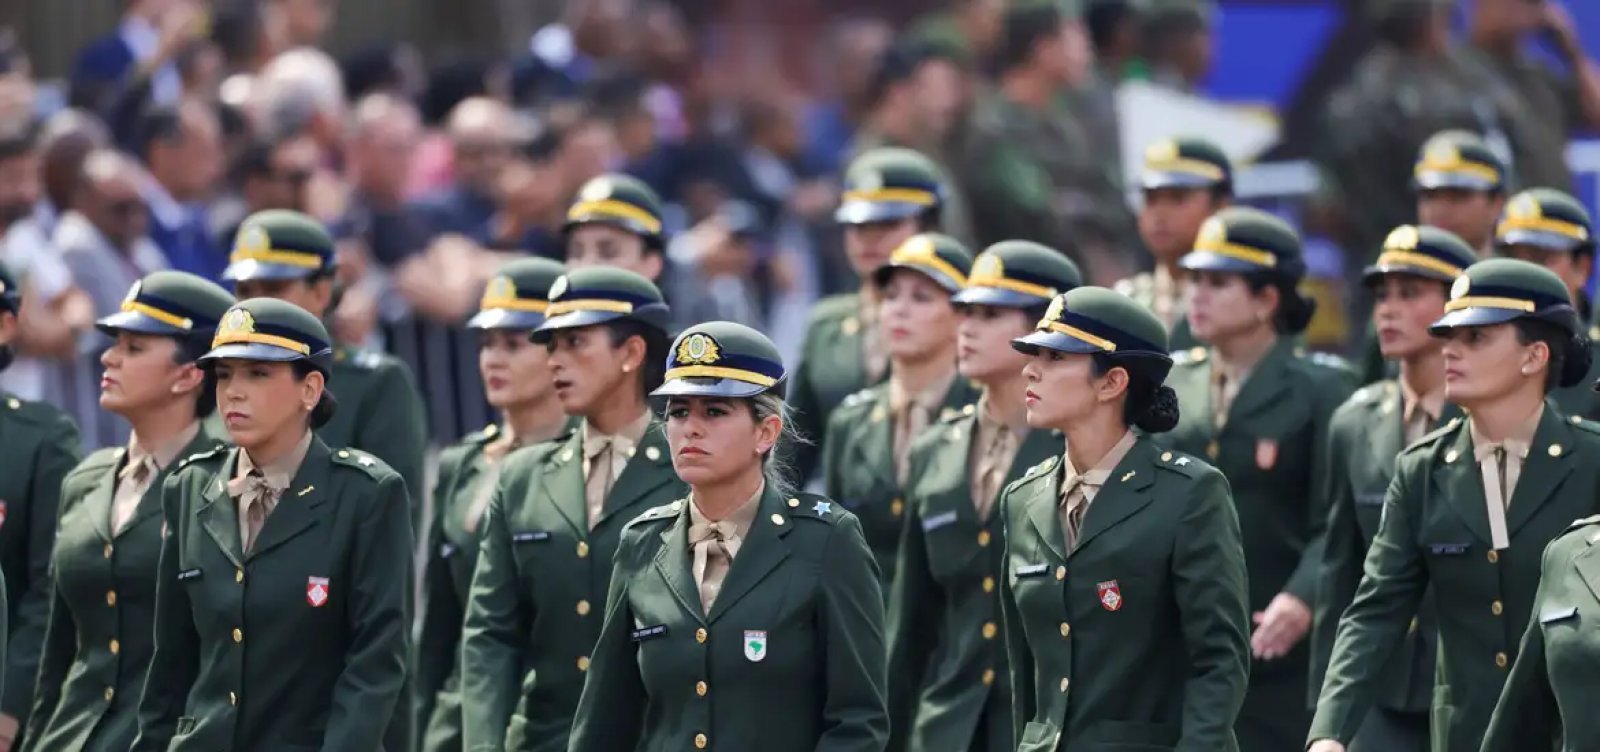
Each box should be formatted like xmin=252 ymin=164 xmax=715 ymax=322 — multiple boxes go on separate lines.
xmin=841 ymin=387 xmax=879 ymax=409
xmin=627 ymin=499 xmax=685 ymax=528
xmin=2 ymin=394 xmax=72 ymax=428
xmin=784 ymin=493 xmax=840 ymax=524
xmin=1154 ymin=449 xmax=1203 ymax=477
xmin=1020 ymin=455 xmax=1060 ymax=483
xmin=940 ymin=403 xmax=977 ymax=424
xmin=68 ymin=447 xmax=125 ymax=478
xmin=332 ymin=448 xmax=394 ymax=478
xmin=1112 ymin=276 xmax=1138 ymax=296
xmin=1296 ymin=348 xmax=1357 ymax=375
xmin=178 ymin=445 xmax=228 ymax=469
xmin=1565 ymin=413 xmax=1600 ymax=436
xmin=1403 ymin=417 xmax=1462 ymax=456
xmin=1171 ymin=347 xmax=1208 ymax=365
xmin=1563 ymin=514 xmax=1600 ymax=534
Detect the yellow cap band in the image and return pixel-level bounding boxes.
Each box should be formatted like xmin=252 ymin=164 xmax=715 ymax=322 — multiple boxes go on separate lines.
xmin=1374 ymin=251 xmax=1463 ymax=279
xmin=121 ymin=300 xmax=193 ymax=330
xmin=1044 ymin=321 xmax=1117 ymax=352
xmin=966 ymin=275 xmax=1056 ymax=299
xmin=1443 ymin=296 xmax=1536 ymax=314
xmin=1497 ymin=216 xmax=1590 ymax=242
xmin=892 ymin=254 xmax=969 ymax=288
xmin=546 ymin=298 xmax=635 ymax=316
xmin=841 ymin=188 xmax=939 ymax=206
xmin=1414 ymin=160 xmax=1500 ymax=184
xmin=567 ymin=199 xmax=663 ymax=235
xmin=479 ymin=296 xmax=549 ymax=313
xmin=663 ymin=365 xmax=779 ymax=387
xmin=211 ymin=330 xmax=312 ymax=355
xmin=1145 ymin=158 xmax=1225 ymax=181
xmin=228 ymin=248 xmax=324 ymax=269
xmin=1192 ymin=240 xmax=1277 ymax=268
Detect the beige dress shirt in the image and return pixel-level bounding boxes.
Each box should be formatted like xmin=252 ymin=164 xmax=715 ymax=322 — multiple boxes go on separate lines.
xmin=860 ymin=291 xmax=888 ymax=383
xmin=1151 ymin=266 xmax=1184 ymax=330
xmin=1059 ymin=430 xmax=1138 ymax=552
xmin=686 ymin=483 xmax=763 ymax=614
xmin=889 ymin=371 xmax=957 ymax=485
xmin=229 ymin=430 xmax=314 ymax=554
xmin=970 ymin=394 xmax=1027 ymax=520
xmin=1210 ymin=358 xmax=1253 ymax=430
xmin=112 ymin=422 xmax=201 ymax=533
xmin=1399 ymin=379 xmax=1447 ymax=446
xmin=582 ymin=411 xmax=653 ymax=530
xmin=1468 ymin=404 xmax=1544 ymax=551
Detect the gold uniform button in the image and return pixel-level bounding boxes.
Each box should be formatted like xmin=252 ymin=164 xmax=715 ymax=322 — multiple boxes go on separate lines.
xmin=110 ymin=639 xmax=120 ymax=654
xmin=1059 ymin=623 xmax=1071 ymax=638
xmin=1160 ymin=452 xmax=1173 ymax=462
xmin=577 ymin=656 xmax=590 ymax=672
xmin=694 ymin=733 xmax=708 ymax=749
xmin=982 ymin=576 xmax=995 ymax=593
xmin=891 ymin=498 xmax=905 ymax=517
xmin=982 ymin=622 xmax=997 ymax=640
xmin=977 ymin=530 xmax=992 ymax=547
xmin=771 ymin=513 xmax=786 ymax=526
xmin=106 ymin=590 xmax=117 ymax=606
xmin=235 ymin=569 xmax=244 ymax=583
xmin=1495 ymin=652 xmax=1508 ymax=669
xmin=1059 ymin=677 xmax=1070 ymax=692
xmin=104 ymin=687 xmax=114 ymax=702
xmin=787 ymin=498 xmax=800 ymax=508
xmin=1055 ymin=566 xmax=1067 ymax=581
xmin=232 ymin=628 xmax=243 ymax=643
xmin=696 ymin=628 xmax=708 ymax=644
xmin=1492 ymin=600 xmax=1504 ymax=616
xmin=1549 ymin=444 xmax=1564 ymax=457
xmin=981 ymin=669 xmax=996 ymax=685
xmin=576 ymin=541 xmax=590 ymax=558
xmin=576 ymin=600 xmax=592 ymax=616
xmin=696 ymin=680 xmax=708 ymax=696
xmin=229 ymin=691 xmax=237 ymax=706
xmin=1445 ymin=449 xmax=1459 ymax=464
xmin=1487 ymin=550 xmax=1500 ymax=564
xmin=103 ymin=544 xmax=113 ymax=559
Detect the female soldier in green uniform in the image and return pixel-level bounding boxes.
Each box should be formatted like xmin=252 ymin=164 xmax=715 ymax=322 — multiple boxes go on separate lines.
xmin=568 ymin=321 xmax=888 ymax=751
xmin=1310 ymin=226 xmax=1476 ymax=752
xmin=1481 ymin=514 xmax=1600 ymax=751
xmin=0 ymin=260 xmax=82 ymax=750
xmin=1000 ymin=286 xmax=1250 ymax=752
xmin=416 ymin=258 xmax=571 ymax=752
xmin=822 ymin=233 xmax=976 ymax=587
xmin=459 ymin=267 xmax=686 ymax=752
xmin=133 ymin=298 xmax=413 ymax=752
xmin=26 ymin=272 xmax=233 ymax=752
xmin=1165 ymin=207 xmax=1357 ymax=752
xmin=1308 ymin=259 xmax=1600 ymax=752
xmin=886 ymin=240 xmax=1081 ymax=752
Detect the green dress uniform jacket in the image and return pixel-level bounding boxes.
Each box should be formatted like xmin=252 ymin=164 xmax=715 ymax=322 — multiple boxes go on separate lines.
xmin=999 ymin=436 xmax=1251 ymax=752
xmin=566 ymin=489 xmax=889 ymax=752
xmin=822 ymin=379 xmax=980 ymax=588
xmin=788 ymin=294 xmax=881 ymax=486
xmin=26 ymin=428 xmax=223 ymax=751
xmin=1310 ymin=383 xmax=1456 ymax=740
xmin=0 ymin=394 xmax=82 ymax=731
xmin=321 ymin=343 xmax=429 ymax=525
xmin=1164 ymin=339 xmax=1356 ymax=751
xmin=886 ymin=412 xmax=1060 ymax=752
xmin=1480 ymin=515 xmax=1600 ymax=752
xmin=1308 ymin=403 xmax=1600 ymax=752
xmin=132 ymin=439 xmax=414 ymax=752
xmin=459 ymin=422 xmax=686 ymax=752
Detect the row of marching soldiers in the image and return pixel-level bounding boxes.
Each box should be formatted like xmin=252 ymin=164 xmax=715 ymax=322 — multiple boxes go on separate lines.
xmin=0 ymin=132 xmax=1596 ymax=752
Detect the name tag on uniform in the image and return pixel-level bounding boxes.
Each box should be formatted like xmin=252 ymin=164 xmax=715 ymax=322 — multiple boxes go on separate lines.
xmin=512 ymin=531 xmax=551 ymax=543
xmin=922 ymin=511 xmax=959 ymax=532
xmin=1015 ymin=564 xmax=1051 ymax=578
xmin=1540 ymin=606 xmax=1578 ymax=624
xmin=439 ymin=543 xmax=459 ymax=559
xmin=1428 ymin=543 xmax=1469 ymax=556
xmin=1356 ymin=492 xmax=1386 ymax=507
xmin=631 ymin=624 xmax=669 ymax=641
xmin=177 ymin=568 xmax=203 ymax=581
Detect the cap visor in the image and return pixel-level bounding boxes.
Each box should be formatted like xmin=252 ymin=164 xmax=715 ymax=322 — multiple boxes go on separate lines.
xmin=1142 ymin=172 xmax=1217 ymax=191
xmin=834 ymin=200 xmax=923 ymax=225
xmin=1428 ymin=307 xmax=1524 ymax=335
xmin=1011 ymin=330 xmax=1105 ymax=356
xmin=564 ymin=215 xmax=657 ymax=239
xmin=94 ymin=310 xmax=191 ymax=337
xmin=223 ymin=259 xmax=317 ymax=282
xmin=952 ymin=286 xmax=1047 ymax=308
xmin=651 ymin=377 xmax=769 ymax=399
xmin=467 ymin=308 xmax=546 ymax=331
xmin=872 ymin=263 xmax=963 ymax=293
xmin=1179 ymin=251 xmax=1264 ymax=274
xmin=1414 ymin=174 xmax=1498 ymax=192
xmin=1499 ymin=229 xmax=1585 ymax=253
xmin=529 ymin=309 xmax=627 ymax=343
xmin=198 ymin=342 xmax=308 ymax=364
xmin=1361 ymin=264 xmax=1453 ymax=286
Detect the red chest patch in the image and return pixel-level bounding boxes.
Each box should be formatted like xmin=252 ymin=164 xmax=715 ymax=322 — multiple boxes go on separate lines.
xmin=1097 ymin=580 xmax=1123 ymax=612
xmin=0 ymin=500 xmax=9 ymax=528
xmin=306 ymin=576 xmax=330 ymax=608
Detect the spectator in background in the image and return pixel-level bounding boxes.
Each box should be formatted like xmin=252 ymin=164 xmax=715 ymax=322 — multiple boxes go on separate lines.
xmin=71 ymin=0 xmax=207 ymax=142
xmin=1089 ymin=0 xmax=1147 ymax=81
xmin=545 ymin=104 xmax=621 ymax=204
xmin=265 ymin=0 xmax=337 ymax=50
xmin=137 ymin=100 xmax=225 ymax=280
xmin=217 ymin=133 xmax=318 ymax=246
xmin=803 ymin=17 xmax=893 ymax=176
xmin=414 ymin=97 xmax=521 ymax=245
xmin=1141 ymin=0 xmax=1216 ymax=93
xmin=0 ymin=29 xmax=36 ymax=129
xmin=343 ymin=93 xmax=426 ymax=269
xmin=253 ymin=46 xmax=346 ymax=159
xmin=907 ymin=0 xmax=1006 ymax=62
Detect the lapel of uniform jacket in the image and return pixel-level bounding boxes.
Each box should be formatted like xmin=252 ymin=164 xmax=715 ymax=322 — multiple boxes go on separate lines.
xmin=1224 ymin=337 xmax=1295 ymax=427
xmin=85 ymin=449 xmax=124 ymax=544
xmin=541 ymin=432 xmax=590 ymax=537
xmin=708 ymin=487 xmax=794 ymax=624
xmin=1024 ymin=460 xmax=1068 ymax=564
xmin=1432 ymin=423 xmax=1493 ymax=546
xmin=1068 ymin=437 xmax=1158 ymax=556
xmin=824 ymin=306 xmax=869 ymax=389
xmin=1363 ymin=383 xmax=1405 ymax=475
xmin=247 ymin=438 xmax=335 ymax=560
xmin=122 ymin=428 xmax=222 ymax=541
xmin=1166 ymin=355 xmax=1215 ymax=454
xmin=850 ymin=388 xmax=898 ymax=491
xmin=198 ymin=448 xmax=246 ymax=569
xmin=600 ymin=421 xmax=676 ymax=528
xmin=653 ymin=503 xmax=705 ymax=625
xmin=1572 ymin=533 xmax=1600 ymax=604
xmin=1506 ymin=401 xmax=1576 ymax=538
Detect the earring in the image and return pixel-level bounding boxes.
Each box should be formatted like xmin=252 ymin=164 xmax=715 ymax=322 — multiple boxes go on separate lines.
xmin=622 ymin=364 xmax=632 ymax=374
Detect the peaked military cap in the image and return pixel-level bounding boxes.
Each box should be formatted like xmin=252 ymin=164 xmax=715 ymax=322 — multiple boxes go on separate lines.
xmin=835 ymin=147 xmax=947 ymax=225
xmin=1141 ymin=135 xmax=1232 ymax=191
xmin=468 ymin=257 xmax=567 ymax=330
xmin=870 ymin=233 xmax=975 ymax=294
xmin=0 ymin=259 xmax=18 ymax=313
xmin=530 ymin=266 xmax=671 ymax=343
xmin=200 ymin=297 xmax=336 ymax=374
xmin=222 ymin=209 xmax=337 ymax=282
xmin=565 ymin=174 xmax=666 ymax=246
xmin=1362 ymin=225 xmax=1477 ymax=284
xmin=1430 ymin=258 xmax=1580 ymax=336
xmin=652 ymin=321 xmax=786 ymax=399
xmin=1496 ymin=188 xmax=1594 ymax=253
xmin=1413 ymin=130 xmax=1505 ymax=193
xmin=1013 ymin=286 xmax=1172 ymax=369
xmin=1179 ymin=206 xmax=1306 ymax=279
xmin=96 ymin=271 xmax=237 ymax=339
xmin=954 ymin=240 xmax=1083 ymax=308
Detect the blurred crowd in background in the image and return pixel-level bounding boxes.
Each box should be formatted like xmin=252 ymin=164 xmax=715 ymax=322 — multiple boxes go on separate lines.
xmin=0 ymin=0 xmax=1593 ymax=450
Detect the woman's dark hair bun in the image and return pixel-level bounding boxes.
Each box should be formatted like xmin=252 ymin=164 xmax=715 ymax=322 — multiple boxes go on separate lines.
xmin=1134 ymin=385 xmax=1181 ymax=433
xmin=1278 ymin=288 xmax=1317 ymax=335
xmin=310 ymin=389 xmax=338 ymax=428
xmin=1559 ymin=331 xmax=1593 ymax=389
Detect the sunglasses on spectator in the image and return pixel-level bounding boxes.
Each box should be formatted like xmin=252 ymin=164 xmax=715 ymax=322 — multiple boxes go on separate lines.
xmin=275 ymin=169 xmax=314 ymax=186
xmin=107 ymin=198 xmax=144 ymax=216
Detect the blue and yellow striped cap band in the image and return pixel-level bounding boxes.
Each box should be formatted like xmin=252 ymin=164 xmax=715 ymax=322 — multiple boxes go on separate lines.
xmin=1440 ymin=280 xmax=1564 ymax=315
xmin=1023 ymin=297 xmax=1165 ymax=355
xmin=565 ymin=199 xmax=663 ymax=236
xmin=1413 ymin=157 xmax=1502 ymax=191
xmin=835 ymin=182 xmax=944 ymax=225
xmin=209 ymin=308 xmax=329 ymax=358
xmin=1497 ymin=197 xmax=1591 ymax=249
xmin=663 ymin=333 xmax=784 ymax=388
xmin=1180 ymin=216 xmax=1278 ymax=271
xmin=113 ymin=290 xmax=214 ymax=332
xmin=223 ymin=226 xmax=333 ymax=281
